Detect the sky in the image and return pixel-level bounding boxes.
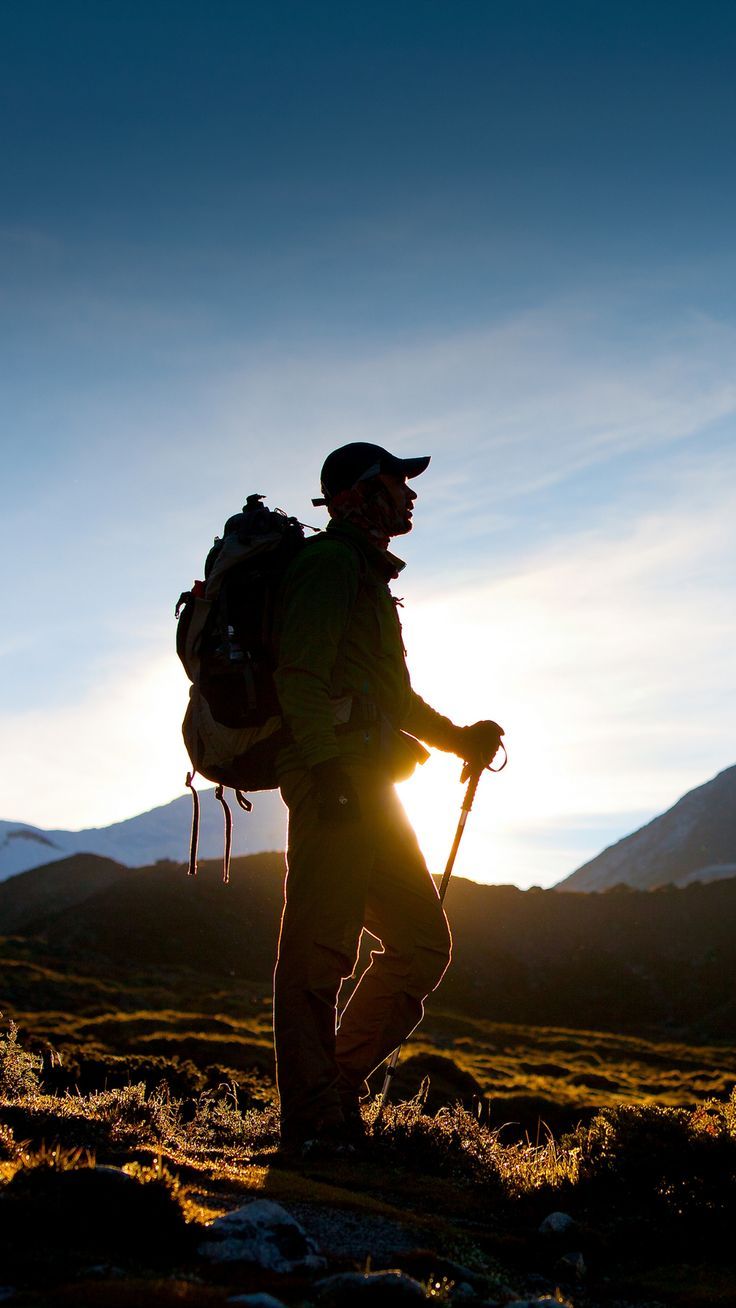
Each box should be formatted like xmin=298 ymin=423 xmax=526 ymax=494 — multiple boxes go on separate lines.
xmin=1 ymin=0 xmax=735 ymax=887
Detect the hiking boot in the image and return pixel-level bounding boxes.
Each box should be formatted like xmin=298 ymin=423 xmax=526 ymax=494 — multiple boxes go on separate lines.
xmin=300 ymin=1120 xmax=361 ymax=1158
xmin=338 ymin=1094 xmax=367 ymax=1144
xmin=274 ymin=1119 xmax=363 ymax=1166
xmin=278 ymin=1106 xmax=350 ymax=1153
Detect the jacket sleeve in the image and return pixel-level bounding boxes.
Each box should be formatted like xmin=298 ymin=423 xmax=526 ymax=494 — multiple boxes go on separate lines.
xmin=402 ymin=689 xmax=463 ymax=754
xmin=273 ymin=540 xmax=359 ymax=768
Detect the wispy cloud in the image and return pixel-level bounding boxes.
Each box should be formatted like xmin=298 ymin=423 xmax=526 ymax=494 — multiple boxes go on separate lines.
xmin=208 ymin=302 xmax=736 ymax=515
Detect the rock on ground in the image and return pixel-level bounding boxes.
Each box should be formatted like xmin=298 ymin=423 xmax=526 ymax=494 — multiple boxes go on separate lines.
xmin=315 ymin=1269 xmax=427 ymax=1305
xmin=198 ymin=1199 xmax=325 ymax=1273
xmin=226 ymin=1295 xmax=287 ymax=1307
xmin=556 ymin=1250 xmax=586 ymax=1278
xmin=538 ymin=1211 xmax=576 ymax=1235
xmin=505 ymin=1298 xmax=574 ymax=1308
xmin=289 ymin=1201 xmax=425 ymax=1261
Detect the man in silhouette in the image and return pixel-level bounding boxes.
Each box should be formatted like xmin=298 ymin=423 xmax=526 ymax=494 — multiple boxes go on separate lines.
xmin=273 ymin=443 xmax=503 ymax=1148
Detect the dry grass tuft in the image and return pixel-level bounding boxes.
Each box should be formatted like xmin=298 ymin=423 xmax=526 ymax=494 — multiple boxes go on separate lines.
xmin=0 ymin=1014 xmax=43 ymax=1099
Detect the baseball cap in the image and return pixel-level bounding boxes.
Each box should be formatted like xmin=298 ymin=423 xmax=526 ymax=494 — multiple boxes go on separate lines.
xmin=313 ymin=442 xmax=431 ymax=505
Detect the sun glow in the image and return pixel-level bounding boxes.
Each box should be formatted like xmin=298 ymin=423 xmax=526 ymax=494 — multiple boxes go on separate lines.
xmin=394 ymin=495 xmax=736 ymax=887
xmin=394 ymin=580 xmax=585 ymax=886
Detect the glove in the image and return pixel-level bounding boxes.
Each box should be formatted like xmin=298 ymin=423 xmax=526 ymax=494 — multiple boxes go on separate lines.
xmin=311 ymin=758 xmax=361 ymax=824
xmin=456 ymin=720 xmax=504 ymax=781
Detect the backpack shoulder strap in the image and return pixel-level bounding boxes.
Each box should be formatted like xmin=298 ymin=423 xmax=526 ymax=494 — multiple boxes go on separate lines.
xmin=308 ymin=533 xmax=371 ymax=698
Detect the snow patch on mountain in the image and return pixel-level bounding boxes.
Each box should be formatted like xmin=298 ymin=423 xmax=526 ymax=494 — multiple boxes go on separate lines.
xmin=0 ymin=789 xmax=287 ymax=883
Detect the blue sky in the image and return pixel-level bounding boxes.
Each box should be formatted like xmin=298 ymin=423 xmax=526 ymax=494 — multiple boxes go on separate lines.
xmin=2 ymin=1 xmax=735 ymax=886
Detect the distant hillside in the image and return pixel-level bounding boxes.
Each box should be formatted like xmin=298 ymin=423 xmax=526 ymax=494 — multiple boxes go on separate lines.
xmin=0 ymin=853 xmax=128 ymax=933
xmin=0 ymin=788 xmax=287 ymax=882
xmin=558 ymin=763 xmax=736 ymax=892
xmin=41 ymin=852 xmax=286 ymax=979
xmin=442 ymin=875 xmax=736 ymax=1036
xmin=4 ymin=852 xmax=736 ymax=1038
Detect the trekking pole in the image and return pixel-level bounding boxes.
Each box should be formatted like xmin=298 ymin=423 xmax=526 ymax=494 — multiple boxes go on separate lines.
xmin=374 ymin=745 xmax=507 ymax=1123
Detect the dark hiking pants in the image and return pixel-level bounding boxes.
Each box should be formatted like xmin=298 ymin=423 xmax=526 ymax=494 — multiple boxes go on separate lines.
xmin=274 ymin=763 xmax=452 ymax=1142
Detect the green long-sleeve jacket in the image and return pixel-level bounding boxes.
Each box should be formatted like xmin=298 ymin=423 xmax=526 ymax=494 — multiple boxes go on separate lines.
xmin=273 ymin=520 xmax=461 ymax=777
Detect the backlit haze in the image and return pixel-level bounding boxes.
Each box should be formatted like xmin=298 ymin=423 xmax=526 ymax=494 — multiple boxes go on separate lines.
xmin=2 ymin=2 xmax=735 ymax=887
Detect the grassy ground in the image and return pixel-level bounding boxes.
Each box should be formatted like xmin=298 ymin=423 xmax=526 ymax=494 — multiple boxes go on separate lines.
xmin=2 ymin=1017 xmax=736 ymax=1307
xmin=2 ymin=938 xmax=736 ymax=1305
xmin=4 ymin=933 xmax=734 ymax=1135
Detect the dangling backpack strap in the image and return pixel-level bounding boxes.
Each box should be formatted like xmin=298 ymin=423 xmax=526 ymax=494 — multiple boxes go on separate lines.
xmin=214 ymin=784 xmax=234 ymax=884
xmin=185 ymin=771 xmax=200 ymax=877
xmin=235 ymin=789 xmax=253 ymax=812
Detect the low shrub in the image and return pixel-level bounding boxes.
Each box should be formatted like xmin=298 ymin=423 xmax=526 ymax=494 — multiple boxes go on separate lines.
xmin=370 ymin=1084 xmax=505 ymax=1190
xmin=184 ymin=1085 xmax=279 ymax=1153
xmin=566 ymin=1092 xmax=736 ymax=1238
xmin=0 ymin=1018 xmax=43 ymax=1100
xmin=86 ymin=1081 xmax=181 ymax=1144
xmin=1 ymin=1150 xmax=191 ymax=1269
xmin=186 ymin=1083 xmax=253 ymax=1148
xmin=0 ymin=1120 xmax=20 ymax=1160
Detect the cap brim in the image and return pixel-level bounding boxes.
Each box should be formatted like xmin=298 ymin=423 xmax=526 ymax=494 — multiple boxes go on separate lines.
xmin=396 ymin=455 xmax=431 ymax=479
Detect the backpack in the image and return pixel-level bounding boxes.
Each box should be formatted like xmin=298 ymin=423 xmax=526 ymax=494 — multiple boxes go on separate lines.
xmin=175 ymin=494 xmax=309 ymax=881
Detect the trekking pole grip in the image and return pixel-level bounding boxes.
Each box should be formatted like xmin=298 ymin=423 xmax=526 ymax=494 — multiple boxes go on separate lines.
xmin=462 ymin=767 xmax=483 ymax=812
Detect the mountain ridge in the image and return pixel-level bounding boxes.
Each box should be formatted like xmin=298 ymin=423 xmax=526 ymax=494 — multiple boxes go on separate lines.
xmin=3 ymin=761 xmax=735 ymax=893
xmin=558 ymin=763 xmax=736 ymax=892
xmin=0 ymin=788 xmax=287 ymax=883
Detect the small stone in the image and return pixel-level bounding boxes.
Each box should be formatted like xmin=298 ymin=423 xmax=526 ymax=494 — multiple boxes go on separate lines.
xmin=539 ymin=1211 xmax=576 ymax=1235
xmin=198 ymin=1199 xmax=325 ymax=1273
xmin=523 ymin=1274 xmax=555 ymax=1293
xmin=505 ymin=1299 xmax=569 ymax=1308
xmin=226 ymin=1296 xmax=287 ymax=1307
xmin=315 ymin=1269 xmax=427 ymax=1305
xmin=557 ymin=1250 xmax=586 ymax=1279
xmin=438 ymin=1260 xmax=492 ymax=1292
xmin=450 ymin=1281 xmax=478 ymax=1303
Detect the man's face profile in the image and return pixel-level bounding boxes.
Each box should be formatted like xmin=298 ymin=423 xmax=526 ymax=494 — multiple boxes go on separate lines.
xmin=378 ymin=473 xmax=417 ymax=535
